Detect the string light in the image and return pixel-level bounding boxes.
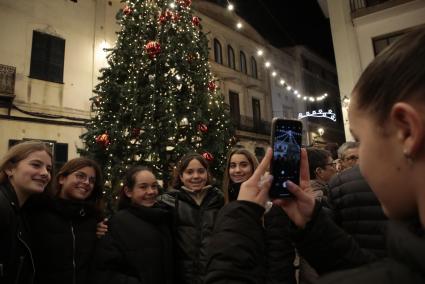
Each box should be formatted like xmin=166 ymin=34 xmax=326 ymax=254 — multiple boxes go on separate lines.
xmin=223 ymin=2 xmax=332 ymax=103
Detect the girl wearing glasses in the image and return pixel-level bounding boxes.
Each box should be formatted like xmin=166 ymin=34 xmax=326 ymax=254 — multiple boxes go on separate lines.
xmin=0 ymin=141 xmax=52 ymax=284
xmin=91 ymin=166 xmax=174 ymax=284
xmin=27 ymin=157 xmax=103 ymax=284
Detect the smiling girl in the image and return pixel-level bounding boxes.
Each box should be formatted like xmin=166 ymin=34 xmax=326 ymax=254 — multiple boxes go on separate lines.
xmin=27 ymin=157 xmax=103 ymax=284
xmin=0 ymin=141 xmax=52 ymax=284
xmin=91 ymin=166 xmax=174 ymax=284
xmin=159 ymin=153 xmax=224 ymax=284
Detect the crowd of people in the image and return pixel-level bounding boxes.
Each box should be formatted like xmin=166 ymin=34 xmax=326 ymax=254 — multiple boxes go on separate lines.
xmin=1 ymin=27 xmax=424 ymax=284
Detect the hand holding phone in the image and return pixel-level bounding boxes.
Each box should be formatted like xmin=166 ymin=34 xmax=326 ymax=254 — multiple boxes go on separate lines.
xmin=269 ymin=118 xmax=302 ymax=199
xmin=273 ymin=148 xmax=316 ymax=228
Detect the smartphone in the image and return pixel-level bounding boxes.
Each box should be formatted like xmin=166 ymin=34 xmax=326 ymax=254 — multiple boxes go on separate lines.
xmin=269 ymin=118 xmax=303 ymax=199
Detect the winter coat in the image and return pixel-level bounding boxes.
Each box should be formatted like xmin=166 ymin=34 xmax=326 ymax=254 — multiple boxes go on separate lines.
xmin=328 ymin=166 xmax=388 ymax=257
xmin=317 ymin=219 xmax=425 ymax=284
xmin=158 ymin=186 xmax=224 ymax=284
xmin=264 ymin=205 xmax=296 ymax=284
xmin=228 ymin=183 xmax=297 ymax=284
xmin=205 ymin=201 xmax=266 ymax=284
xmin=26 ymin=196 xmax=98 ymax=284
xmin=205 ymin=201 xmax=425 ymax=284
xmin=0 ymin=183 xmax=35 ymax=284
xmin=91 ymin=203 xmax=174 ymax=284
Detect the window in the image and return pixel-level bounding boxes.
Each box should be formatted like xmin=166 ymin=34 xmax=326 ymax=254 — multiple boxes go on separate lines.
xmin=229 ymin=91 xmax=240 ymax=126
xmin=8 ymin=139 xmax=68 ymax=171
xmin=29 ymin=31 xmax=65 ymax=83
xmin=252 ymin=98 xmax=261 ymax=130
xmin=227 ymin=45 xmax=235 ymax=70
xmin=251 ymin=56 xmax=257 ymax=79
xmin=240 ymin=51 xmax=247 ymax=74
xmin=213 ymin=39 xmax=222 ymax=64
xmin=373 ymin=31 xmax=405 ymax=56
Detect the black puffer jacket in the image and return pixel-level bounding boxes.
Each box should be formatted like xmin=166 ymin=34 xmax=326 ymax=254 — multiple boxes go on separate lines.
xmin=205 ymin=201 xmax=425 ymax=284
xmin=159 ymin=187 xmax=224 ymax=284
xmin=264 ymin=205 xmax=296 ymax=284
xmin=228 ymin=183 xmax=296 ymax=283
xmin=318 ymin=219 xmax=425 ymax=284
xmin=27 ymin=196 xmax=98 ymax=284
xmin=91 ymin=203 xmax=174 ymax=284
xmin=328 ymin=166 xmax=388 ymax=257
xmin=228 ymin=183 xmax=296 ymax=284
xmin=205 ymin=201 xmax=266 ymax=284
xmin=0 ymin=183 xmax=35 ymax=284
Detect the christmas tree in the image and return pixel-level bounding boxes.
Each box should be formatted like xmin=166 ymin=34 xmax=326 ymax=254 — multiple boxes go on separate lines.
xmin=80 ymin=0 xmax=234 ymax=200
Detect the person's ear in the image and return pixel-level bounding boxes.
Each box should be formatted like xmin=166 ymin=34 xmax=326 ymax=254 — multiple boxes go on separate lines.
xmin=391 ymin=102 xmax=425 ymax=157
xmin=124 ymin=186 xmax=133 ymax=198
xmin=5 ymin=168 xmax=14 ymax=177
xmin=315 ymin=167 xmax=323 ymax=179
xmin=58 ymin=175 xmax=66 ymax=185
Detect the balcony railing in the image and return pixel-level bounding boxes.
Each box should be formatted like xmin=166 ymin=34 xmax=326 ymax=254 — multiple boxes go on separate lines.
xmin=233 ymin=115 xmax=271 ymax=136
xmin=350 ymin=0 xmax=415 ymax=16
xmin=0 ymin=64 xmax=16 ymax=115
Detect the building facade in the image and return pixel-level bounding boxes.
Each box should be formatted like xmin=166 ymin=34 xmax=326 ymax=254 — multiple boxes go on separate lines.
xmin=194 ymin=1 xmax=273 ymax=158
xmin=322 ymin=0 xmax=425 ymax=139
xmin=0 ymin=0 xmax=345 ymax=164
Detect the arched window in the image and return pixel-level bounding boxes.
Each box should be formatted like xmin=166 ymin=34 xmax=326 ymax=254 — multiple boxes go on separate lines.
xmin=240 ymin=51 xmax=247 ymax=74
xmin=251 ymin=56 xmax=258 ymax=79
xmin=214 ymin=39 xmax=222 ymax=64
xmin=227 ymin=45 xmax=235 ymax=69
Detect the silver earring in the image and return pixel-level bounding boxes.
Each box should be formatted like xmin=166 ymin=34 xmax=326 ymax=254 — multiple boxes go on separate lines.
xmin=403 ymin=149 xmax=414 ymax=165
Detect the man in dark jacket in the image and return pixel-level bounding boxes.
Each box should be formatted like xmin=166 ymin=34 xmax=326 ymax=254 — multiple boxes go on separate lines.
xmin=328 ymin=165 xmax=387 ymax=258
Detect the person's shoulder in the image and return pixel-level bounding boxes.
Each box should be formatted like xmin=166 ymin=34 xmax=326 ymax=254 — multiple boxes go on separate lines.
xmin=328 ymin=166 xmax=371 ymax=196
xmin=0 ymin=191 xmax=14 ymax=228
xmin=157 ymin=190 xmax=178 ymax=208
xmin=318 ymin=258 xmax=416 ymax=284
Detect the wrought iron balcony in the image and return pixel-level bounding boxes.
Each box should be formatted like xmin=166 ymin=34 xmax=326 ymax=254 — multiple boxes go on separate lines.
xmin=350 ymin=0 xmax=414 ymax=17
xmin=232 ymin=115 xmax=271 ymax=136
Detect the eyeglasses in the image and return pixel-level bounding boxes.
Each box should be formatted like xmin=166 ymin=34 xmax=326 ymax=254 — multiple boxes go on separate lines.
xmin=344 ymin=155 xmax=359 ymax=162
xmin=323 ymin=162 xmax=337 ymax=168
xmin=74 ymin=172 xmax=96 ymax=185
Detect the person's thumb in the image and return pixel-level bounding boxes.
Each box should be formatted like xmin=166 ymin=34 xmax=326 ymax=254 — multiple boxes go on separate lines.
xmin=286 ymin=181 xmax=310 ymax=201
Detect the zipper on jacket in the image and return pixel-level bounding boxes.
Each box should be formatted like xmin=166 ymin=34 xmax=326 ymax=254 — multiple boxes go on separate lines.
xmin=1 ymin=263 xmax=3 ymax=278
xmin=16 ymin=231 xmax=35 ymax=284
xmin=70 ymin=223 xmax=76 ymax=284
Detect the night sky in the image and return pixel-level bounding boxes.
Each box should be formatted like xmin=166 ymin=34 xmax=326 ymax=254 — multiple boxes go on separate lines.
xmin=207 ymin=0 xmax=335 ymax=64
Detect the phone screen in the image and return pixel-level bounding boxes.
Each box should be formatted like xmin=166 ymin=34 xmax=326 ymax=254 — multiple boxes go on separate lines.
xmin=269 ymin=119 xmax=302 ymax=198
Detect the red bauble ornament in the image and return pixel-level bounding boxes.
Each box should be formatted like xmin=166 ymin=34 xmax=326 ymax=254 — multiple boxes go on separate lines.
xmin=176 ymin=0 xmax=192 ymax=7
xmin=145 ymin=41 xmax=161 ymax=59
xmin=96 ymin=133 xmax=110 ymax=148
xmin=198 ymin=123 xmax=208 ymax=133
xmin=192 ymin=16 xmax=200 ymax=26
xmin=158 ymin=10 xmax=173 ymax=24
xmin=202 ymin=152 xmax=214 ymax=162
xmin=158 ymin=14 xmax=167 ymax=24
xmin=123 ymin=5 xmax=132 ymax=15
xmin=208 ymin=81 xmax=217 ymax=92
xmin=171 ymin=12 xmax=180 ymax=22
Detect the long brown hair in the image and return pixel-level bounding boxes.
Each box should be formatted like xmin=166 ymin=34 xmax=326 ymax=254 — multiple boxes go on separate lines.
xmin=0 ymin=140 xmax=53 ymax=186
xmin=222 ymin=148 xmax=258 ymax=203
